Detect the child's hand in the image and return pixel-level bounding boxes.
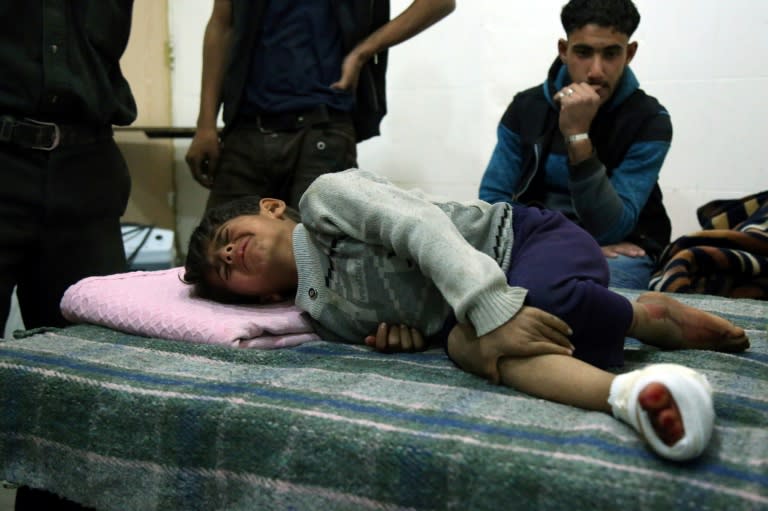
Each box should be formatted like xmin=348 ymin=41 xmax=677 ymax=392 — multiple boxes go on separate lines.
xmin=365 ymin=323 xmax=427 ymax=353
xmin=488 ymin=306 xmax=574 ymax=354
xmin=601 ymin=241 xmax=645 ymax=258
xmin=447 ymin=306 xmax=574 ymax=383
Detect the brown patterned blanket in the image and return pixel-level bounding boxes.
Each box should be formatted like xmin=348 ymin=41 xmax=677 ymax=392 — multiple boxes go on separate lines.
xmin=650 ymin=190 xmax=768 ymax=299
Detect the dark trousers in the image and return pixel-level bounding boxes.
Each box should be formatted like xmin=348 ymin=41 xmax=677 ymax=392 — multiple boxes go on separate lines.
xmin=506 ymin=206 xmax=634 ymax=368
xmin=438 ymin=207 xmax=634 ymax=368
xmin=0 ymin=138 xmax=131 ymax=331
xmin=205 ymin=117 xmax=357 ymax=211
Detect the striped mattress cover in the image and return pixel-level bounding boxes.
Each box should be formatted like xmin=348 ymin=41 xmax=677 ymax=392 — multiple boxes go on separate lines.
xmin=0 ymin=290 xmax=766 ymax=510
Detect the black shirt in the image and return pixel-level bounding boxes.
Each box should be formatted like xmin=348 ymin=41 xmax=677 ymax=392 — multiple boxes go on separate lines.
xmin=224 ymin=0 xmax=390 ymax=141
xmin=243 ymin=0 xmax=354 ymax=114
xmin=0 ymin=0 xmax=137 ymax=126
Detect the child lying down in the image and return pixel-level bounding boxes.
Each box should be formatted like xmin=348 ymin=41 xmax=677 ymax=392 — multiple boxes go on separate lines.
xmin=183 ymin=168 xmax=749 ymax=461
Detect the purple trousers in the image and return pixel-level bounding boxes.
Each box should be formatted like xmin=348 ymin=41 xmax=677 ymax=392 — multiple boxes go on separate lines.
xmin=441 ymin=206 xmax=633 ymax=369
xmin=506 ymin=206 xmax=633 ymax=368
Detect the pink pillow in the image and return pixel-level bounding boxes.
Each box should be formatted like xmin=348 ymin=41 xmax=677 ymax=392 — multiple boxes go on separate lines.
xmin=60 ymin=267 xmax=319 ymax=349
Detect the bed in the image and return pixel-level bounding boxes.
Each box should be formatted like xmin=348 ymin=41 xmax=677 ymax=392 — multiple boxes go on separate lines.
xmin=1 ymin=289 xmax=766 ymax=511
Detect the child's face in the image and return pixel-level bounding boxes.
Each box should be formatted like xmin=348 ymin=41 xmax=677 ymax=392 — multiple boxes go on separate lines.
xmin=204 ymin=199 xmax=298 ymax=302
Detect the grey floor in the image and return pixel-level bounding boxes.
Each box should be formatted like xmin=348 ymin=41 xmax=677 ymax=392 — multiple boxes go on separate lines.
xmin=2 ymin=290 xmax=21 ymax=510
xmin=0 ymin=485 xmax=16 ymax=511
xmin=3 ymin=288 xmax=24 ymax=339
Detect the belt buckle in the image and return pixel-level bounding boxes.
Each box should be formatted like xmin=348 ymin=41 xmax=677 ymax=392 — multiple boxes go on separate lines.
xmin=255 ymin=116 xmax=276 ymax=134
xmin=23 ymin=118 xmax=61 ymax=151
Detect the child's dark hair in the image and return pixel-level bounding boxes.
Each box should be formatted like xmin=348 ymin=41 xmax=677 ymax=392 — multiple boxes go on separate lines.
xmin=561 ymin=0 xmax=640 ymax=37
xmin=183 ymin=196 xmax=300 ymax=301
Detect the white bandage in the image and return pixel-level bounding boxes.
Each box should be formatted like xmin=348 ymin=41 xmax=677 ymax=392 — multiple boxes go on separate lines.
xmin=608 ymin=363 xmax=714 ymax=461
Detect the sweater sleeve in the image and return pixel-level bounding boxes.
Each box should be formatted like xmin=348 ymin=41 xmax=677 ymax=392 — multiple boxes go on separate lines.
xmin=568 ymin=116 xmax=672 ymax=244
xmin=299 ymin=169 xmax=527 ymax=335
xmin=479 ymin=123 xmax=524 ymax=204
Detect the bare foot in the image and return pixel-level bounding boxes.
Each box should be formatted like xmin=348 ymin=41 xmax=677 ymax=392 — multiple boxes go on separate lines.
xmin=638 ymin=382 xmax=684 ymax=446
xmin=632 ymin=291 xmax=749 ymax=352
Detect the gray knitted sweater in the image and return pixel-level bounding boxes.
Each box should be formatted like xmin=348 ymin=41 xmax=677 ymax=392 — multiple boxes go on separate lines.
xmin=292 ymin=169 xmax=527 ymax=343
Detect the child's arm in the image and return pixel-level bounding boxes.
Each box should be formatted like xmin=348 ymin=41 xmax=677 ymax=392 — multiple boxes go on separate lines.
xmin=364 ymin=312 xmax=573 ymax=361
xmin=449 ymin=307 xmax=574 ymax=383
xmin=300 ymin=169 xmax=525 ymax=337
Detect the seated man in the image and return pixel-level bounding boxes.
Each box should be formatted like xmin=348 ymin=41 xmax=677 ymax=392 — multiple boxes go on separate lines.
xmin=479 ymin=0 xmax=672 ymax=289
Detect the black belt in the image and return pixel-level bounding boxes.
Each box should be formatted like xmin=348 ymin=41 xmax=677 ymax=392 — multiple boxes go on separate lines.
xmin=241 ymin=105 xmax=351 ymax=133
xmin=0 ymin=115 xmax=113 ymax=151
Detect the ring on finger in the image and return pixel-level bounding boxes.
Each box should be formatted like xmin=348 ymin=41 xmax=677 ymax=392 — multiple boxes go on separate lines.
xmin=566 ymin=87 xmax=575 ymax=96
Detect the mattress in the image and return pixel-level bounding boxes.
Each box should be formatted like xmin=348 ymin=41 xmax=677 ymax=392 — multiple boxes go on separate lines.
xmin=1 ymin=291 xmax=766 ymax=510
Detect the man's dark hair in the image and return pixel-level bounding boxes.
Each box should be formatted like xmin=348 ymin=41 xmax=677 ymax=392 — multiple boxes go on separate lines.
xmin=561 ymin=0 xmax=640 ymax=37
xmin=182 ymin=196 xmax=300 ymax=302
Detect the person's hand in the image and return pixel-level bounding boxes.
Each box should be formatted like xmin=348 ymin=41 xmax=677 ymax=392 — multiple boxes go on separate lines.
xmin=555 ymin=82 xmax=601 ymax=137
xmin=185 ymin=127 xmax=221 ymax=188
xmin=330 ymin=50 xmax=366 ymax=92
xmin=448 ymin=306 xmax=574 ymax=383
xmin=364 ymin=323 xmax=427 ymax=353
xmin=481 ymin=306 xmax=574 ymax=357
xmin=601 ymin=241 xmax=646 ymax=259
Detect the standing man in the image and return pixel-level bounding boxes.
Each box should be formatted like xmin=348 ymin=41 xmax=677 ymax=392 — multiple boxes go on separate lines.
xmin=0 ymin=2 xmax=137 ymax=509
xmin=186 ymin=0 xmax=456 ymax=210
xmin=479 ymin=0 xmax=672 ymax=289
xmin=0 ymin=2 xmax=135 ymax=331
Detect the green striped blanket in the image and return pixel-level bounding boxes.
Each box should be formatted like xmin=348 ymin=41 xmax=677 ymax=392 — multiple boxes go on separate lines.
xmin=1 ymin=292 xmax=766 ymax=510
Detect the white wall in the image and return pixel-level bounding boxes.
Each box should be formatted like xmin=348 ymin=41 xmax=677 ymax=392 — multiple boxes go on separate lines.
xmin=168 ymin=0 xmax=768 ymax=251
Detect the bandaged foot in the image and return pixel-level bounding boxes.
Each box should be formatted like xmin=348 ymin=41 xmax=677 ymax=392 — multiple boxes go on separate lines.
xmin=634 ymin=291 xmax=749 ymax=352
xmin=608 ymin=363 xmax=714 ymax=461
